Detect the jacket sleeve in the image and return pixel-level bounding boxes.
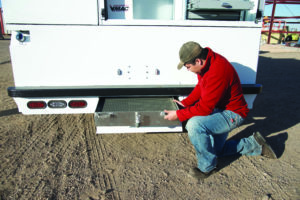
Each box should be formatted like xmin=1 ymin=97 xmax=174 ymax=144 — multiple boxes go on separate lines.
xmin=180 ymin=83 xmax=201 ymax=107
xmin=177 ymin=66 xmax=228 ymax=122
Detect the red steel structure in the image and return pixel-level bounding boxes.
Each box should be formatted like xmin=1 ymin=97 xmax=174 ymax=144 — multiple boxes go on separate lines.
xmin=264 ymin=0 xmax=300 ymax=43
xmin=0 ymin=8 xmax=5 ymax=37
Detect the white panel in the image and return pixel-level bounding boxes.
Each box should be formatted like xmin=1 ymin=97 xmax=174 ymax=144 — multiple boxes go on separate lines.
xmin=9 ymin=23 xmax=261 ymax=88
xmin=2 ymin=0 xmax=98 ymax=25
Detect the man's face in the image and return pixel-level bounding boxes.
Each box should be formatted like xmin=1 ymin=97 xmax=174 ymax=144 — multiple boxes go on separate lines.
xmin=184 ymin=58 xmax=205 ymax=74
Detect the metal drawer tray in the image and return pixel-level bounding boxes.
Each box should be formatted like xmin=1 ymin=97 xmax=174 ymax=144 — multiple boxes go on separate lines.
xmin=94 ymin=97 xmax=182 ymax=134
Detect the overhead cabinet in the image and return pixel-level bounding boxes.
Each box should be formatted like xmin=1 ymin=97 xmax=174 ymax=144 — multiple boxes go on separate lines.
xmin=3 ymin=0 xmax=99 ymax=25
xmin=187 ymin=0 xmax=254 ymax=20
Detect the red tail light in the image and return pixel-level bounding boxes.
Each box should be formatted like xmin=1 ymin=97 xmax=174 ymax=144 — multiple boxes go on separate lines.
xmin=69 ymin=100 xmax=87 ymax=108
xmin=27 ymin=101 xmax=47 ymax=109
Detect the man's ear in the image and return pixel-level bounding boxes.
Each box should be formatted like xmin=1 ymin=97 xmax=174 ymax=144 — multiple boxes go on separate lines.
xmin=196 ymin=58 xmax=203 ymax=65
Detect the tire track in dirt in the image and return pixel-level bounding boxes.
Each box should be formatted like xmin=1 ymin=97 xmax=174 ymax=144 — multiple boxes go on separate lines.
xmin=84 ymin=117 xmax=104 ymax=188
xmin=27 ymin=115 xmax=88 ymax=199
xmin=18 ymin=115 xmax=79 ymax=198
xmin=1 ymin=116 xmax=60 ymax=199
xmin=1 ymin=115 xmax=59 ymax=180
xmin=1 ymin=115 xmax=87 ymax=199
xmin=83 ymin=115 xmax=121 ymax=200
xmin=96 ymin=135 xmax=120 ymax=199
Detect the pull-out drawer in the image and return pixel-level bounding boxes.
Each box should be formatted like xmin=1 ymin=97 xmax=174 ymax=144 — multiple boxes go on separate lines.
xmin=94 ymin=97 xmax=182 ymax=134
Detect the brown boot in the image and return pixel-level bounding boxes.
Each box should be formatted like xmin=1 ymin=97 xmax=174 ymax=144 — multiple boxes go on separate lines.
xmin=253 ymin=132 xmax=277 ymax=159
xmin=189 ymin=167 xmax=218 ymax=180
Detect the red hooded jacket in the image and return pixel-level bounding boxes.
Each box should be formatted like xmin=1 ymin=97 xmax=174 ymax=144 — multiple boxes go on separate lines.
xmin=176 ymin=48 xmax=249 ymax=122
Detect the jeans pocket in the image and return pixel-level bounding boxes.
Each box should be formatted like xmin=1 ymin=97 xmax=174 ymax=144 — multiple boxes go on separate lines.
xmin=223 ymin=110 xmax=244 ymax=129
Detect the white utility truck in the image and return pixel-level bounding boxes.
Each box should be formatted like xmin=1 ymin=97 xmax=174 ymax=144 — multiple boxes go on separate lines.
xmin=3 ymin=0 xmax=264 ymax=133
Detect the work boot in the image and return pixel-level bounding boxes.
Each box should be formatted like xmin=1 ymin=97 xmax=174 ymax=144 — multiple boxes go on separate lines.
xmin=189 ymin=167 xmax=218 ymax=180
xmin=253 ymin=132 xmax=277 ymax=159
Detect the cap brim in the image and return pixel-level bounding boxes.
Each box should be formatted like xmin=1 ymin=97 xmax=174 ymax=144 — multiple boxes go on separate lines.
xmin=177 ymin=61 xmax=184 ymax=70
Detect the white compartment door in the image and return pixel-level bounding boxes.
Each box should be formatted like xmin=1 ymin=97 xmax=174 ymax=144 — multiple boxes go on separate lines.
xmin=2 ymin=0 xmax=99 ymax=25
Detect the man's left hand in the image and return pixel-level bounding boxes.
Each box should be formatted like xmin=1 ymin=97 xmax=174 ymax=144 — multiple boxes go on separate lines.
xmin=164 ymin=110 xmax=178 ymax=121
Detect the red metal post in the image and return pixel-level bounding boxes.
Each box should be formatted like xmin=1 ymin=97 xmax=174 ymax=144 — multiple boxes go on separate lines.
xmin=267 ymin=0 xmax=277 ymax=44
xmin=0 ymin=8 xmax=5 ymax=36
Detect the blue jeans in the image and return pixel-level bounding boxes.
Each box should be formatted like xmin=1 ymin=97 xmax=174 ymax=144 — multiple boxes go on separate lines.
xmin=186 ymin=110 xmax=262 ymax=173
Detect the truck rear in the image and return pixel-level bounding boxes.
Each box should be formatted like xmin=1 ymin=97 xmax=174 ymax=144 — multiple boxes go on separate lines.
xmin=2 ymin=0 xmax=264 ymax=133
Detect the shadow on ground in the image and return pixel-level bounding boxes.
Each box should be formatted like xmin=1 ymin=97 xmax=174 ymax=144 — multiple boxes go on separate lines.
xmin=219 ymin=54 xmax=300 ymax=168
xmin=0 ymin=108 xmax=20 ymax=118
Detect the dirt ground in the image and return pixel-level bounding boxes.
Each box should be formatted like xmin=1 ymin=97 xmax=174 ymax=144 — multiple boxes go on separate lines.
xmin=1 ymin=38 xmax=300 ymax=200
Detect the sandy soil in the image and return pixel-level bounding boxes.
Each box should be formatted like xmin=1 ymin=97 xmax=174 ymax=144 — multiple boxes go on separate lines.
xmin=0 ymin=39 xmax=300 ymax=200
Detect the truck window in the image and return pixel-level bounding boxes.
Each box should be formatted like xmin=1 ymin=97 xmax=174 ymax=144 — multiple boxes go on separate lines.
xmin=133 ymin=0 xmax=174 ymax=20
xmin=105 ymin=0 xmax=174 ymax=20
xmin=103 ymin=0 xmax=261 ymax=22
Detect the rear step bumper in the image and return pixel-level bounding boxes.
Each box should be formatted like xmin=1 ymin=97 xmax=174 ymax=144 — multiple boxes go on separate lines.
xmin=7 ymin=84 xmax=262 ymax=97
xmin=7 ymin=85 xmax=262 ymax=133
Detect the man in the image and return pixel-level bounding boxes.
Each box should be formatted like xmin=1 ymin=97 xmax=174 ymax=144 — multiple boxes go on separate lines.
xmin=164 ymin=41 xmax=277 ymax=179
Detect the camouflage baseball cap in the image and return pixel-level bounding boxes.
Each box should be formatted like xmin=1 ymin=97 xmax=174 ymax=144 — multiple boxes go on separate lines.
xmin=177 ymin=41 xmax=202 ymax=70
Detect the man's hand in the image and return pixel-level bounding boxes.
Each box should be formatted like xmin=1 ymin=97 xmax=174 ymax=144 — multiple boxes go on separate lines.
xmin=164 ymin=110 xmax=178 ymax=121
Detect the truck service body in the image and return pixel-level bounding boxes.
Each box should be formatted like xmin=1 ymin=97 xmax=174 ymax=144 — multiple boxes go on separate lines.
xmin=3 ymin=0 xmax=264 ymax=133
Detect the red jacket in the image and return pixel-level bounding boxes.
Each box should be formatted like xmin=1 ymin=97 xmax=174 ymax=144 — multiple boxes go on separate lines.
xmin=176 ymin=48 xmax=249 ymax=122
